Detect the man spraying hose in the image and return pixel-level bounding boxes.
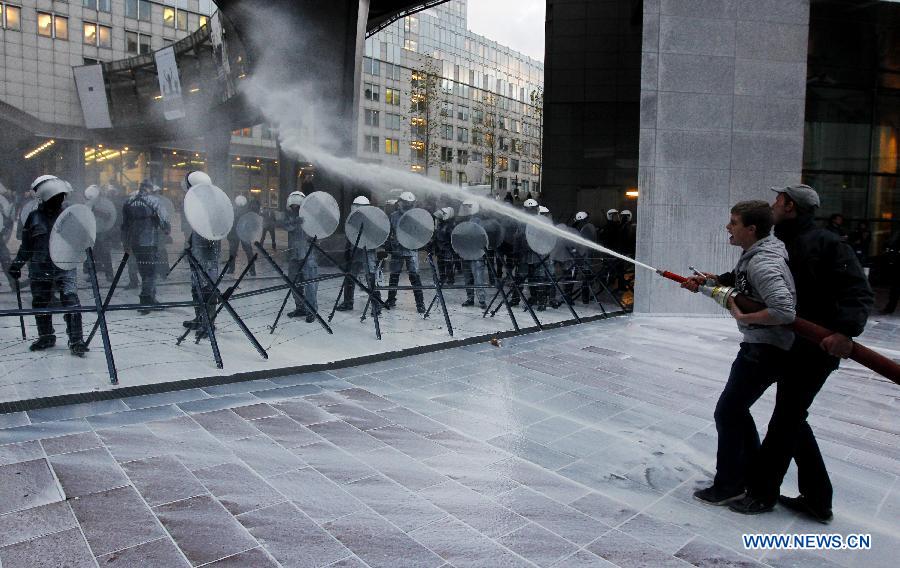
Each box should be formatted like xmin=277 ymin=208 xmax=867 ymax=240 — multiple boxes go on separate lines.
xmin=682 ymin=201 xmax=797 ymax=508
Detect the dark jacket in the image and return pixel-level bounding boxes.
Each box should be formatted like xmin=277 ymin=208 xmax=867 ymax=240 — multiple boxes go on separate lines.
xmin=122 ymin=191 xmax=170 ymax=249
xmin=774 ymin=213 xmax=873 ymax=338
xmin=13 ymin=205 xmax=66 ymax=279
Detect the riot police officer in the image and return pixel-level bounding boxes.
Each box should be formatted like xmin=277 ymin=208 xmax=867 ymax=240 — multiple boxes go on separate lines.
xmin=284 ymin=191 xmax=318 ymax=323
xmin=122 ymin=179 xmax=171 ymax=314
xmin=336 ymin=196 xmax=380 ymax=313
xmin=385 ymin=192 xmax=426 ymax=313
xmin=181 ymin=171 xmax=221 ymax=334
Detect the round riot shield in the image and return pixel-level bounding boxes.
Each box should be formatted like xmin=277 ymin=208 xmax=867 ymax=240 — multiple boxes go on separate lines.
xmin=451 ymin=221 xmax=488 ymax=260
xmin=550 ymin=224 xmax=578 ymax=263
xmin=50 ymin=204 xmax=97 ymax=270
xmin=481 ymin=218 xmax=505 ymax=250
xmin=577 ymin=223 xmax=597 ymax=256
xmin=19 ymin=199 xmax=38 ymax=227
xmin=345 ymin=206 xmax=390 ymax=250
xmin=0 ymin=194 xmax=12 ymax=220
xmin=396 ymin=208 xmax=434 ymax=250
xmin=184 ymin=183 xmax=234 ymax=241
xmin=91 ymin=196 xmax=117 ymax=233
xmin=299 ymin=191 xmax=340 ymax=239
xmin=525 ymin=216 xmax=557 ymax=257
xmin=236 ymin=211 xmax=264 ymax=244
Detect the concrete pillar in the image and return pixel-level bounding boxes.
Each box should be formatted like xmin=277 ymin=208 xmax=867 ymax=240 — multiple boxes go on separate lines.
xmin=634 ymin=0 xmax=810 ymax=314
xmin=62 ymin=139 xmax=85 ymax=192
xmin=277 ymin=140 xmax=299 ymax=211
xmin=205 ymin=123 xmax=233 ymax=196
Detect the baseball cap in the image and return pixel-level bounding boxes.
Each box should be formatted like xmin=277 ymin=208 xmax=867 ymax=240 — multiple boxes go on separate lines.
xmin=770 ymin=184 xmax=820 ymax=210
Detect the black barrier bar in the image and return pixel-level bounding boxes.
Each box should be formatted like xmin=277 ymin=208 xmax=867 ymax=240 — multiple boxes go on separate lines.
xmin=361 ymin=252 xmax=383 ymax=340
xmin=539 ymin=256 xmax=581 ymax=323
xmin=195 ymin=255 xmax=259 ymax=346
xmin=327 ymin=227 xmax=364 ymax=322
xmin=177 ymin=257 xmax=233 ymax=346
xmin=166 ymin=249 xmax=187 ymax=278
xmin=312 ymin=240 xmax=388 ymax=311
xmin=187 ymin=251 xmax=269 ymax=360
xmin=86 ymin=248 xmax=119 ymax=385
xmin=484 ymin=257 xmax=519 ymax=331
xmin=270 ymin=236 xmax=318 ymax=334
xmin=426 ymin=253 xmax=453 ymax=337
xmin=488 ymin=272 xmax=542 ymax=330
xmin=14 ymin=278 xmax=26 ymax=340
xmin=254 ymin=243 xmax=333 ymax=335
xmin=85 ymin=252 xmax=129 ymax=347
xmin=185 ymin=254 xmax=223 ymax=368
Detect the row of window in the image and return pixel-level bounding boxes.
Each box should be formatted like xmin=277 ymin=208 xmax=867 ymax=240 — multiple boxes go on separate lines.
xmin=1 ymin=3 xmax=20 ymax=31
xmin=363 ymin=83 xmax=401 ymax=106
xmin=362 ymin=58 xmax=403 ymax=81
xmin=363 ymin=136 xmax=400 ymax=155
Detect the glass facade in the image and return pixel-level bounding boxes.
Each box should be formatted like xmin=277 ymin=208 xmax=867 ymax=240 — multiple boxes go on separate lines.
xmin=804 ymin=0 xmax=900 ymax=258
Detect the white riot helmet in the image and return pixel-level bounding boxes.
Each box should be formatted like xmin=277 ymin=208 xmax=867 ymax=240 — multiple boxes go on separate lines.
xmin=434 ymin=207 xmax=455 ymax=221
xmin=620 ymin=209 xmax=633 ymax=221
xmin=184 ymin=170 xmax=212 ymax=190
xmin=399 ymin=191 xmax=416 ymax=204
xmin=459 ymin=200 xmax=479 ymax=217
xmin=575 ymin=211 xmax=588 ymax=222
xmin=31 ymin=175 xmax=71 ymax=203
xmin=235 ymin=195 xmax=248 ymax=207
xmin=386 ymin=199 xmax=398 ymax=207
xmin=84 ymin=184 xmax=100 ymax=201
xmin=352 ymin=195 xmax=370 ymax=207
xmin=538 ymin=206 xmax=549 ymax=216
xmin=523 ymin=198 xmax=538 ymax=209
xmin=286 ymin=191 xmax=305 ymax=208
xmin=606 ymin=209 xmax=619 ymax=221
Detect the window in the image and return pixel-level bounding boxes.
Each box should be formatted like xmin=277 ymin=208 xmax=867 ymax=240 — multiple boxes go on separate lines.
xmin=177 ymin=10 xmax=188 ymax=30
xmin=199 ymin=15 xmax=208 ymax=28
xmin=165 ymin=8 xmax=188 ymax=29
xmin=384 ymin=63 xmax=401 ymax=81
xmin=532 ymin=163 xmax=540 ymax=176
xmin=385 ymin=113 xmax=401 ymax=131
xmin=498 ymin=157 xmax=509 ymax=171
xmin=385 ymin=88 xmax=400 ymax=106
xmin=126 ymin=31 xmax=152 ymax=54
xmin=363 ymin=57 xmax=380 ymax=76
xmin=38 ymin=13 xmax=67 ymax=40
xmin=384 ymin=138 xmax=399 ymax=155
xmin=499 ymin=136 xmax=509 ymax=151
xmin=510 ymin=159 xmax=520 ymax=173
xmin=126 ymin=0 xmax=151 ymax=21
xmin=83 ymin=0 xmax=111 ymax=11
xmin=440 ymin=169 xmax=452 ymax=183
xmin=441 ymin=125 xmax=453 ymax=140
xmin=440 ymin=147 xmax=453 ymax=162
xmin=364 ymin=109 xmax=380 ymax=127
xmin=456 ymin=150 xmax=468 ymax=165
xmin=261 ymin=123 xmax=276 ymax=140
xmin=364 ymin=83 xmax=380 ymax=102
xmin=457 ymin=105 xmax=469 ymax=121
xmin=2 ymin=4 xmax=21 ymax=31
xmin=83 ymin=23 xmax=111 ymax=48
xmin=364 ymin=135 xmax=379 ymax=153
xmin=440 ymin=101 xmax=453 ymax=117
xmin=458 ymin=172 xmax=468 ymax=186
xmin=472 ymin=131 xmax=484 ymax=145
xmin=497 ymin=177 xmax=508 ymax=191
xmin=457 ymin=128 xmax=469 ymax=143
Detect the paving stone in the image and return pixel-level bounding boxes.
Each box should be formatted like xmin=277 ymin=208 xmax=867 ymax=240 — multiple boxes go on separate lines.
xmin=418 ymin=481 xmax=528 ymax=539
xmin=488 ymin=434 xmax=576 ymax=470
xmin=489 ymin=457 xmax=591 ymax=505
xmin=237 ymin=501 xmax=351 ymax=567
xmin=498 ymin=522 xmax=579 ymax=567
xmin=675 ymin=536 xmax=763 ymax=567
xmin=356 ymin=446 xmax=446 ymax=491
xmin=268 ymin=467 xmax=366 ymax=523
xmin=0 ymin=458 xmax=63 ymax=514
xmin=0 ymin=411 xmax=30 ymax=429
xmin=550 ymin=549 xmax=617 ymax=567
xmin=620 ymin=513 xmax=696 ymax=555
xmin=376 ymin=406 xmax=447 ymax=435
xmin=86 ymin=404 xmax=186 ymax=429
xmin=27 ymin=399 xmax=129 ymax=424
xmin=367 ymin=424 xmax=450 ymax=460
xmin=423 ymin=452 xmax=521 ymax=497
xmin=587 ymin=529 xmax=689 ymax=568
xmin=95 ymin=423 xmax=167 ymax=463
xmin=324 ymin=510 xmax=445 ymax=568
xmin=202 ymin=379 xmax=278 ymax=396
xmin=177 ymin=393 xmax=260 ymax=414
xmin=122 ymin=454 xmax=208 ymax=507
xmin=0 ymin=419 xmax=93 ymax=445
xmin=292 ymin=441 xmax=376 ymax=485
xmin=335 ymin=388 xmax=396 ymax=411
xmin=121 ymin=388 xmax=211 ymax=410
xmin=232 ymin=403 xmax=280 ymax=420
xmin=273 ymin=399 xmax=336 ymax=425
xmin=0 ymin=440 xmax=44 ymax=466
xmin=49 ymin=447 xmax=130 ymax=498
xmin=205 ymin=547 xmax=279 ymax=567
xmin=39 ymin=431 xmax=102 ymax=456
xmin=194 ymin=462 xmax=285 ymax=515
xmin=345 ymin=474 xmax=447 ymax=532
xmin=0 ymin=527 xmax=95 ymax=568
xmin=0 ymin=501 xmax=77 ymax=548
xmin=191 ymin=409 xmax=260 ymax=442
xmin=155 ymin=494 xmax=258 ymax=567
xmin=146 ymin=417 xmax=238 ymax=471
xmin=227 ymin=434 xmax=306 ymax=478
xmin=71 ymin=486 xmax=166 ymax=557
xmin=308 ymin=420 xmax=386 ymax=454
xmin=323 ymin=403 xmax=393 ymax=430
xmin=96 ymin=537 xmax=191 ymax=567
xmin=495 ymin=486 xmax=610 ymax=546
xmin=251 ymin=415 xmax=322 ymax=448
xmin=410 ymin=516 xmax=532 ymax=568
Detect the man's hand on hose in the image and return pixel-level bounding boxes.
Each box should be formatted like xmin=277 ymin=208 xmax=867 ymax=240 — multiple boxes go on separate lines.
xmin=681 ymin=272 xmax=717 ymax=293
xmin=821 ymin=333 xmax=853 ymax=358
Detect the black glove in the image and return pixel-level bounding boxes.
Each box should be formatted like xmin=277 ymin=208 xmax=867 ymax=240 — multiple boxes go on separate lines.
xmin=8 ymin=263 xmax=22 ymax=280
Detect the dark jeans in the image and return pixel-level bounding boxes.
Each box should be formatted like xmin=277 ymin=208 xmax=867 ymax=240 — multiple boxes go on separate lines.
xmin=885 ymin=277 xmax=899 ymax=312
xmin=749 ymin=340 xmax=838 ymax=508
xmin=713 ymin=343 xmax=785 ymax=493
xmin=261 ymin=226 xmax=276 ymax=249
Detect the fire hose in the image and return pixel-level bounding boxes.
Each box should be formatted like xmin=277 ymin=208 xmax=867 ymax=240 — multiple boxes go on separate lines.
xmin=656 ymin=270 xmax=900 ymax=385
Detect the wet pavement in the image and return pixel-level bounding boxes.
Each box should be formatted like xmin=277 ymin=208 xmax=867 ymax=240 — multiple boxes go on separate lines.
xmin=0 ymin=314 xmax=897 ymax=567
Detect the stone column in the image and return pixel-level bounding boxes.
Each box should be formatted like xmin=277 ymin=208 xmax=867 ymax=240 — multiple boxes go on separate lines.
xmin=634 ymin=0 xmax=810 ymax=314
xmin=205 ymin=123 xmax=233 ymax=196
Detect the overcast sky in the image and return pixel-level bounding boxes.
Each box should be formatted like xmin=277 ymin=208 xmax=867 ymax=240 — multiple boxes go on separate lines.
xmin=467 ymin=0 xmax=546 ymax=62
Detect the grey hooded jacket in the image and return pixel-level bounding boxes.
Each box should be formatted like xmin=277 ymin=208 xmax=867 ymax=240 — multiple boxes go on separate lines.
xmin=723 ymin=234 xmax=797 ymax=350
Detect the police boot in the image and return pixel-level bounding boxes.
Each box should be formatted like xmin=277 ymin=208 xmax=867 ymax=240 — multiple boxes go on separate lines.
xmin=138 ymin=295 xmax=153 ymax=315
xmin=336 ymin=280 xmax=354 ymax=311
xmin=29 ymin=315 xmax=56 ymax=351
xmin=384 ymin=274 xmax=400 ymax=309
xmin=184 ymin=289 xmax=203 ymax=328
xmin=410 ymin=274 xmax=426 ymax=312
xmin=65 ymin=313 xmax=89 ymax=357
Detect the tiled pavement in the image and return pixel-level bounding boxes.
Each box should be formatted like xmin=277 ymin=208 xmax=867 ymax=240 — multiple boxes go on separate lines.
xmin=0 ymin=315 xmax=897 ymax=567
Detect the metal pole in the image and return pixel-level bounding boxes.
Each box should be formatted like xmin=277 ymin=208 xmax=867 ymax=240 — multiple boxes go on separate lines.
xmin=539 ymin=256 xmax=580 ymax=323
xmin=86 ymin=248 xmax=119 ymax=384
xmin=485 ymin=256 xmax=519 ymax=331
xmin=13 ymin=278 xmax=26 ymax=340
xmin=327 ymin=227 xmax=364 ymax=322
xmin=166 ymin=249 xmax=187 ymax=278
xmin=85 ymin=252 xmax=129 ymax=347
xmin=270 ymin=236 xmax=317 ymax=333
xmin=185 ymin=253 xmax=223 ymax=368
xmin=426 ymin=253 xmax=453 ymax=337
xmin=254 ymin=242 xmax=333 ymax=335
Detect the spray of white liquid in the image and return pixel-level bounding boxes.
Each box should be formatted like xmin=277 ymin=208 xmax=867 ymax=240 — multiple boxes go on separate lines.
xmin=238 ymin=8 xmax=657 ymax=275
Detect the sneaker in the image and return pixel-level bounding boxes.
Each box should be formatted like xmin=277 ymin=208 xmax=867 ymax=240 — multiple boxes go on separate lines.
xmin=729 ymin=495 xmax=775 ymax=515
xmin=778 ymin=495 xmax=833 ymax=524
xmin=549 ymin=300 xmax=561 ymax=309
xmin=305 ymin=314 xmax=317 ymax=323
xmin=416 ymin=303 xmax=427 ymax=314
xmin=69 ymin=341 xmax=90 ymax=357
xmin=693 ymin=485 xmax=745 ymax=506
xmin=183 ymin=318 xmax=201 ymax=330
xmin=29 ymin=336 xmax=57 ymax=351
xmin=335 ymin=303 xmax=354 ymax=312
xmin=461 ymin=299 xmax=475 ymax=307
